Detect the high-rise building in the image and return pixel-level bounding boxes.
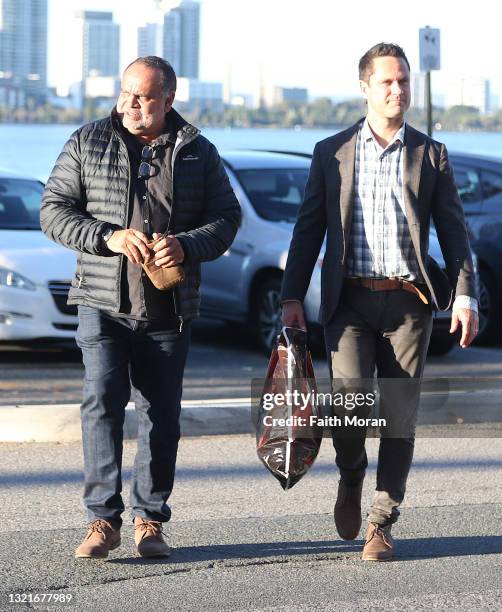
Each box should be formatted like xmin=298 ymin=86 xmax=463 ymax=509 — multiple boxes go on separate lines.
xmin=163 ymin=10 xmax=181 ymax=72
xmin=491 ymin=92 xmax=500 ymax=112
xmin=80 ymin=11 xmax=120 ymax=79
xmin=412 ymin=73 xmax=452 ymax=110
xmin=255 ymin=83 xmax=308 ymax=108
xmin=138 ymin=23 xmax=163 ymax=57
xmin=444 ymin=76 xmax=491 ymax=114
xmin=272 ymin=87 xmax=308 ymax=106
xmin=163 ymin=1 xmax=200 ymax=78
xmin=176 ymin=77 xmax=223 ymax=112
xmin=411 ymin=73 xmax=426 ymax=110
xmin=0 ymin=0 xmax=48 ymax=107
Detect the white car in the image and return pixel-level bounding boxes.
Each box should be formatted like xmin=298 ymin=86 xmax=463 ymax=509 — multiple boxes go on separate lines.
xmin=0 ymin=170 xmax=77 ymax=344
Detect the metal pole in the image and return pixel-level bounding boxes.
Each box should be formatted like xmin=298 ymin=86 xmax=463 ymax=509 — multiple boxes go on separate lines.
xmin=425 ymin=70 xmax=433 ymax=137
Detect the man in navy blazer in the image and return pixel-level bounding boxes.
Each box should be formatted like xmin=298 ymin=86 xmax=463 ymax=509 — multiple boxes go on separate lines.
xmin=281 ymin=43 xmax=478 ymax=561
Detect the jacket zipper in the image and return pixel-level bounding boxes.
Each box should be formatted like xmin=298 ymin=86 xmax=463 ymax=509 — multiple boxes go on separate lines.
xmin=122 ymin=143 xmax=132 ymax=308
xmin=77 ymin=255 xmax=84 ymax=288
xmin=111 ymin=126 xmax=133 ymax=312
xmin=112 ymin=121 xmax=198 ymax=331
xmin=168 ymin=128 xmax=199 ymax=333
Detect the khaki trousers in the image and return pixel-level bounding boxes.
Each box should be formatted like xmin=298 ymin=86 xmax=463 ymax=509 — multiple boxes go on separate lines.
xmin=324 ymin=285 xmax=433 ymax=525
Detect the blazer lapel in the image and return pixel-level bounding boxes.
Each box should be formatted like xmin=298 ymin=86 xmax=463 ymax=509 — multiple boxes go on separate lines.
xmin=334 ymin=124 xmax=359 ymax=258
xmin=403 ymin=126 xmax=426 ymax=259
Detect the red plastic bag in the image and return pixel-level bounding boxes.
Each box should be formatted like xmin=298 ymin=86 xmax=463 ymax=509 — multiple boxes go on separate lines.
xmin=256 ymin=326 xmax=322 ymax=489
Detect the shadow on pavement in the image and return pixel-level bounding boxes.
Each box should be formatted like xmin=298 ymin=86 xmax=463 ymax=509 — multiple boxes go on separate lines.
xmin=392 ymin=535 xmax=502 ymax=560
xmin=0 ymin=319 xmax=258 ymax=363
xmin=0 ymin=342 xmax=81 ymax=363
xmin=107 ymin=535 xmax=502 ymax=566
xmin=109 ymin=539 xmax=360 ymax=565
xmin=191 ymin=319 xmax=258 ymax=352
xmin=3 ymin=457 xmax=502 ymax=488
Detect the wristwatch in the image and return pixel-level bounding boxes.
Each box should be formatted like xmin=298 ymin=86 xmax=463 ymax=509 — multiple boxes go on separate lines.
xmin=101 ymin=227 xmax=115 ymax=248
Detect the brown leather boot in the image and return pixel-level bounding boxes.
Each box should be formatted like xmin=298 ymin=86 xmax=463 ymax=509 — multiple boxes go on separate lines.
xmin=334 ymin=480 xmax=363 ymax=540
xmin=361 ymin=523 xmax=394 ymax=561
xmin=74 ymin=519 xmax=121 ymax=559
xmin=134 ymin=517 xmax=171 ymax=558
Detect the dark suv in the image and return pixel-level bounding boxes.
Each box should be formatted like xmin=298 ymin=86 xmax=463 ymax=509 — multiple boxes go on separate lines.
xmin=450 ymin=153 xmax=502 ymax=343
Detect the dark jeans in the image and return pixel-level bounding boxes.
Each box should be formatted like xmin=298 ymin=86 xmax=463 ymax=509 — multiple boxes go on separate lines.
xmin=76 ymin=306 xmax=191 ymax=527
xmin=324 ymin=286 xmax=433 ymax=526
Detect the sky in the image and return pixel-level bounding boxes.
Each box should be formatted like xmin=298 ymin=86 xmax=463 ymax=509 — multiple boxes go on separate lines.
xmin=48 ymin=0 xmax=502 ymax=102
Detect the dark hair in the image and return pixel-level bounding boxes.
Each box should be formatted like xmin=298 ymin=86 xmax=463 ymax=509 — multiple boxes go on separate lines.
xmin=359 ymin=43 xmax=410 ymax=82
xmin=125 ymin=56 xmax=177 ymax=93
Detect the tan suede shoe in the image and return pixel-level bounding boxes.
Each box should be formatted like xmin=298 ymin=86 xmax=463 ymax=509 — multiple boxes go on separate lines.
xmin=74 ymin=519 xmax=121 ymax=559
xmin=361 ymin=523 xmax=394 ymax=561
xmin=134 ymin=517 xmax=171 ymax=558
xmin=334 ymin=480 xmax=363 ymax=540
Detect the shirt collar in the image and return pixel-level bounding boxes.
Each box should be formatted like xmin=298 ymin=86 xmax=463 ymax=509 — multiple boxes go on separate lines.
xmin=361 ymin=118 xmax=406 ymax=149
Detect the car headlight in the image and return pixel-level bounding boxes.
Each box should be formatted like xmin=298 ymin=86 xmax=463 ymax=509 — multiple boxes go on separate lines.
xmin=0 ymin=267 xmax=36 ymax=291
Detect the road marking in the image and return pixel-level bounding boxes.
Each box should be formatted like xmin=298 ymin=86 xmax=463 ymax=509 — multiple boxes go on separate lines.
xmin=0 ymin=398 xmax=253 ymax=411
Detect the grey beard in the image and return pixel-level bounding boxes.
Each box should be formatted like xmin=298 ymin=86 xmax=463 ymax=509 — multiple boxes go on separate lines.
xmin=123 ymin=115 xmax=152 ymax=130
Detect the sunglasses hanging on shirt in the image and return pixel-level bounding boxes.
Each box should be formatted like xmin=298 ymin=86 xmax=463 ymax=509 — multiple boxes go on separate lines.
xmin=138 ymin=145 xmax=156 ymax=179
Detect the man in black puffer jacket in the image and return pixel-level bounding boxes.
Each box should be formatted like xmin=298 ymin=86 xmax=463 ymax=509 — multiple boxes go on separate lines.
xmin=40 ymin=56 xmax=240 ymax=559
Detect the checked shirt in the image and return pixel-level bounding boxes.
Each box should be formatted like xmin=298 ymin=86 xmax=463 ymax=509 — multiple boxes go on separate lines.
xmin=346 ymin=119 xmax=422 ymax=281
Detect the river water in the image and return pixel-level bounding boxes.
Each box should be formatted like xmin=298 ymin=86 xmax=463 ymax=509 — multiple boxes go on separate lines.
xmin=0 ymin=122 xmax=501 ymax=181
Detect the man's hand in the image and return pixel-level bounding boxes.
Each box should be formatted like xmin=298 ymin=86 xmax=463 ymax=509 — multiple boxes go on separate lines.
xmin=281 ymin=300 xmax=307 ymax=331
xmin=106 ymin=229 xmax=151 ymax=264
xmin=450 ymin=307 xmax=479 ymax=348
xmin=151 ymin=233 xmax=185 ymax=268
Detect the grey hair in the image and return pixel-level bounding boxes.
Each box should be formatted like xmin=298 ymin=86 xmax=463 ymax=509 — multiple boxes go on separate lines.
xmin=124 ymin=56 xmax=177 ymax=93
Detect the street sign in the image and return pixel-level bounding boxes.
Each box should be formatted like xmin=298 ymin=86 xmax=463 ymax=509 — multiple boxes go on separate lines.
xmin=419 ymin=27 xmax=441 ymax=71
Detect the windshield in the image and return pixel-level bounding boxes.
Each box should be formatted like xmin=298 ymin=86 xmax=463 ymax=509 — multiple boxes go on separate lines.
xmin=0 ymin=178 xmax=44 ymax=230
xmin=236 ymin=168 xmax=309 ymax=222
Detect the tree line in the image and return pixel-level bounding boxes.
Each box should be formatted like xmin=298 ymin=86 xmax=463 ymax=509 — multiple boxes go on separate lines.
xmin=1 ymin=98 xmax=502 ymax=131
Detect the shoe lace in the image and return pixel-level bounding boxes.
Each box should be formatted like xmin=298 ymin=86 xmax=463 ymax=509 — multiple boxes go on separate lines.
xmin=136 ymin=520 xmax=164 ymax=539
xmin=88 ymin=519 xmax=111 ymax=535
xmin=371 ymin=524 xmax=392 ymax=546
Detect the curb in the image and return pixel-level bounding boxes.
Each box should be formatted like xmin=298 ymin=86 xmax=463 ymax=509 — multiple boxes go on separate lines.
xmin=2 ymin=390 xmax=502 ymax=442
xmin=0 ymin=399 xmax=254 ymax=442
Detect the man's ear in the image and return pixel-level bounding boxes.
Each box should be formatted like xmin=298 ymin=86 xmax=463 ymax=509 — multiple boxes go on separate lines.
xmin=164 ymin=90 xmax=175 ymax=111
xmin=359 ymin=79 xmax=368 ymax=101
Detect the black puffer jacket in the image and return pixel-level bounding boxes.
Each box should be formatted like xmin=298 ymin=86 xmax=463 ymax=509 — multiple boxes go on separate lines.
xmin=40 ymin=108 xmax=241 ymax=323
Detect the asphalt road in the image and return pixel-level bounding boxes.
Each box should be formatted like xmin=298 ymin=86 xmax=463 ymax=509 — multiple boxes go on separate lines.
xmin=1 ymin=321 xmax=502 ymax=609
xmin=1 ymin=433 xmax=501 ymax=610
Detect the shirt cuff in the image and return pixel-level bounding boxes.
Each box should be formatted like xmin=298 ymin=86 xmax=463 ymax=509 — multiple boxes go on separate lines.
xmin=452 ymin=295 xmax=478 ymax=314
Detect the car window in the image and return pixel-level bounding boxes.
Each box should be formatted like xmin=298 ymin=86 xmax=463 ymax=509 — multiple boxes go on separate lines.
xmin=236 ymin=168 xmax=309 ymax=222
xmin=0 ymin=178 xmax=43 ymax=229
xmin=481 ymin=169 xmax=502 ymax=200
xmin=452 ymin=165 xmax=482 ymax=204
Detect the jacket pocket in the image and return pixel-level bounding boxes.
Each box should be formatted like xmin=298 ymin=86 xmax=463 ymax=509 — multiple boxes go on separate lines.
xmin=71 ymin=256 xmax=86 ymax=289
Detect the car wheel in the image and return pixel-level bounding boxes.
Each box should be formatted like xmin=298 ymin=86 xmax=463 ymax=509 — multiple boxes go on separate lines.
xmin=255 ymin=277 xmax=283 ymax=354
xmin=475 ymin=268 xmax=500 ymax=345
xmin=428 ymin=333 xmax=456 ymax=356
